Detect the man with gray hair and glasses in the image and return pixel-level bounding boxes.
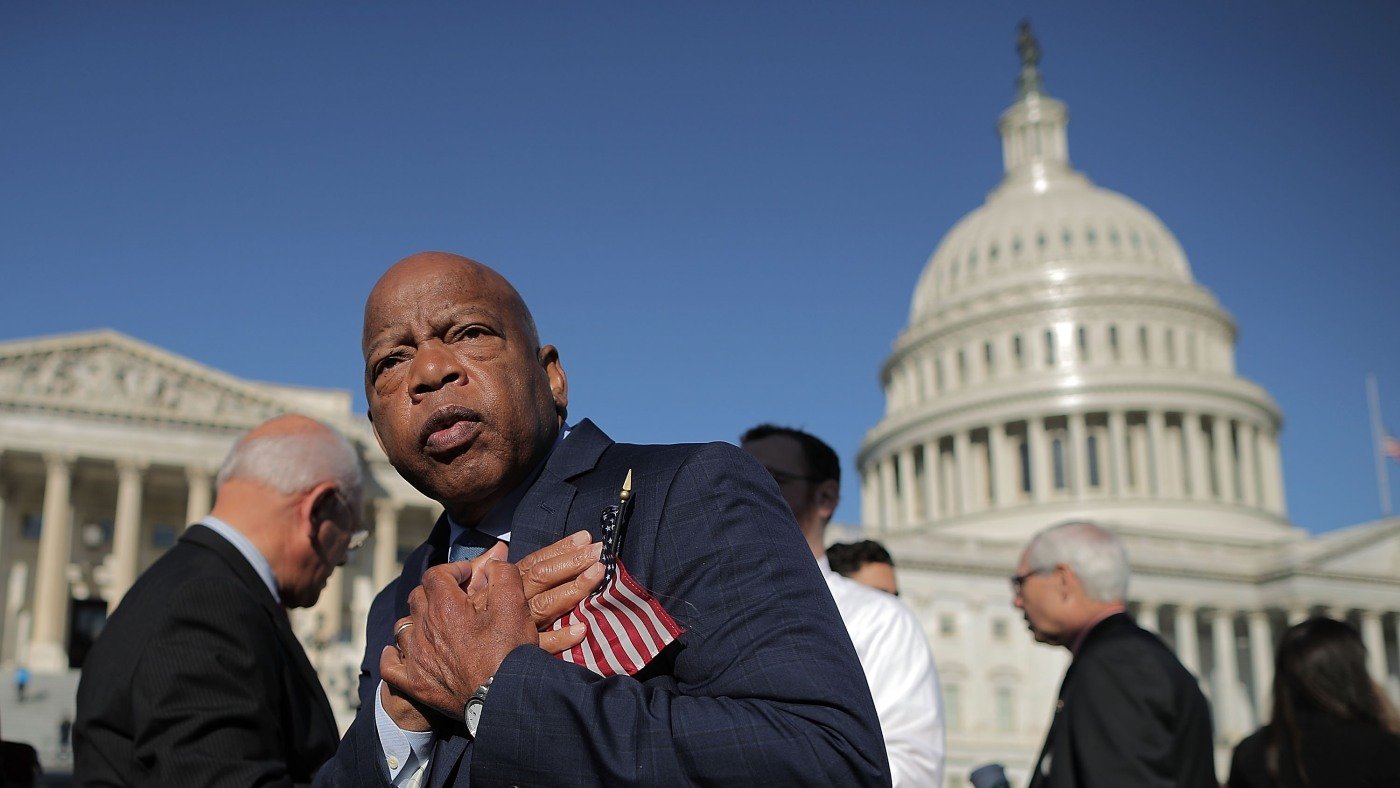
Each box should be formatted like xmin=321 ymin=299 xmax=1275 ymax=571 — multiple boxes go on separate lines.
xmin=76 ymin=414 xmax=365 ymax=786
xmin=1013 ymin=521 xmax=1215 ymax=788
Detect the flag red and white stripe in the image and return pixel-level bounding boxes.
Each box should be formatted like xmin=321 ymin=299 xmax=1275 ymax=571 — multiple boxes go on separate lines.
xmin=1385 ymin=432 xmax=1400 ymax=463
xmin=550 ymin=560 xmax=683 ymax=677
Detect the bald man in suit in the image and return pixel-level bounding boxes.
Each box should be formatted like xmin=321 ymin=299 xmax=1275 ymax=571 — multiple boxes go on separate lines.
xmin=76 ymin=415 xmax=364 ymax=787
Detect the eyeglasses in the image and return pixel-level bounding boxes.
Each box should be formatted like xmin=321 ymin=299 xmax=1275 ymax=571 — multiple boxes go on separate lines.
xmin=762 ymin=466 xmax=822 ymax=486
xmin=330 ymin=489 xmax=371 ymax=553
xmin=1010 ymin=568 xmax=1050 ymax=593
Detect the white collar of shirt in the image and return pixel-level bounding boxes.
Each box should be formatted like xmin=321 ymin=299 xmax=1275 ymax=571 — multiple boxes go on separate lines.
xmin=200 ymin=515 xmax=280 ymax=604
xmin=446 ymin=424 xmax=571 ymax=546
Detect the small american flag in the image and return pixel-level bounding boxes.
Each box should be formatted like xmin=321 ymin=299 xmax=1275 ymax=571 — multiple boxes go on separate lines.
xmin=549 ymin=559 xmax=683 ymax=677
xmin=1385 ymin=432 xmax=1400 ymax=463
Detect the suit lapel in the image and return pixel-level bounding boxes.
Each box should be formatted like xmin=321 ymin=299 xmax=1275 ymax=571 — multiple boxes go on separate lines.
xmin=426 ymin=421 xmax=614 ymax=788
xmin=181 ymin=525 xmax=339 ymax=741
xmin=507 ymin=419 xmax=612 ymax=560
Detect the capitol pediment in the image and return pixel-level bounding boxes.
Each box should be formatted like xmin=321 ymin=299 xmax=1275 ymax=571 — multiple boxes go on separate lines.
xmin=1297 ymin=518 xmax=1400 ymax=577
xmin=0 ymin=330 xmax=290 ymax=429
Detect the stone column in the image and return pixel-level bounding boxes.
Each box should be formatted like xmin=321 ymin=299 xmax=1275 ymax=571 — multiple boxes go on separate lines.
xmin=1069 ymin=417 xmax=1092 ymax=495
xmin=988 ymin=422 xmax=1009 ymax=507
xmin=1136 ymin=600 xmax=1160 ymax=634
xmin=898 ymin=447 xmax=919 ymax=525
xmin=860 ymin=469 xmax=876 ymax=527
xmin=315 ymin=568 xmax=344 ymax=644
xmin=1213 ymin=416 xmax=1236 ymax=502
xmin=922 ymin=441 xmax=942 ymax=522
xmin=1028 ymin=418 xmax=1050 ymax=503
xmin=185 ymin=467 xmax=213 ymax=526
xmin=1174 ymin=604 xmax=1200 ymax=676
xmin=1146 ymin=410 xmax=1166 ymax=497
xmin=1211 ymin=608 xmax=1243 ymax=738
xmin=953 ymin=430 xmax=974 ymax=514
xmin=1237 ymin=422 xmax=1259 ymax=507
xmin=108 ymin=459 xmax=148 ymax=610
xmin=1182 ymin=412 xmax=1210 ymax=500
xmin=373 ymin=499 xmax=402 ymax=591
xmin=30 ymin=454 xmax=74 ymax=671
xmin=1361 ymin=610 xmax=1387 ymax=683
xmin=1260 ymin=430 xmax=1287 ymax=515
xmin=880 ymin=456 xmax=899 ymax=530
xmin=1130 ymin=418 xmax=1151 ymax=496
xmin=1108 ymin=410 xmax=1129 ymax=497
xmin=1247 ymin=610 xmax=1274 ymax=721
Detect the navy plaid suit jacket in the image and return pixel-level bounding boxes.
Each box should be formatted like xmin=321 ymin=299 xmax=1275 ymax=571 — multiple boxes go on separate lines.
xmin=316 ymin=419 xmax=889 ymax=786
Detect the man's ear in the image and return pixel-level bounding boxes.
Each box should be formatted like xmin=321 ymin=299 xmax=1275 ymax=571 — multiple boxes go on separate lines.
xmin=301 ymin=481 xmax=339 ymax=537
xmin=814 ymin=478 xmax=841 ymax=522
xmin=539 ymin=344 xmax=569 ymax=418
xmin=1055 ymin=563 xmax=1079 ymax=601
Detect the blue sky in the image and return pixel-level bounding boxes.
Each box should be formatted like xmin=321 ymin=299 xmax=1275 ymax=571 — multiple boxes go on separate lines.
xmin=3 ymin=3 xmax=1397 ymax=534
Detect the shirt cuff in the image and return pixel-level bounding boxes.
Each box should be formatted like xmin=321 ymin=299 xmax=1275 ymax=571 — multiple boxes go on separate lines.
xmin=374 ymin=680 xmax=435 ymax=783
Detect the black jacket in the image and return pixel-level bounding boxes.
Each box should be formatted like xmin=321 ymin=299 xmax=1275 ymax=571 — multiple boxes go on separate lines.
xmin=1028 ymin=613 xmax=1217 ymax=787
xmin=74 ymin=524 xmax=339 ymax=786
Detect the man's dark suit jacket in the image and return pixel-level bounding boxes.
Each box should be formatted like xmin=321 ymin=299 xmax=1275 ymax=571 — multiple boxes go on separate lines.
xmin=74 ymin=524 xmax=339 ymax=787
xmin=316 ymin=419 xmax=889 ymax=787
xmin=1028 ymin=613 xmax=1216 ymax=788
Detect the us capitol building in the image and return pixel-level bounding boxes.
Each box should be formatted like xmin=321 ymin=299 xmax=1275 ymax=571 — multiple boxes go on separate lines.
xmin=1 ymin=30 xmax=1397 ymax=786
xmin=856 ymin=29 xmax=1400 ymax=784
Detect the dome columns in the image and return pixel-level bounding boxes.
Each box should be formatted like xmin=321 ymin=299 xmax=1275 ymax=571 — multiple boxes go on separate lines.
xmin=859 ymin=405 xmax=1288 ymax=533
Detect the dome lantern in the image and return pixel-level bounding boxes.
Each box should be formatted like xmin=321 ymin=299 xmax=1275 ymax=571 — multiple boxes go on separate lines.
xmin=998 ymin=21 xmax=1075 ymax=194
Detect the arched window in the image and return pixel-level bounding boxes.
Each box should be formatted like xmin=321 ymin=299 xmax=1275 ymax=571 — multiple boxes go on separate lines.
xmin=944 ymin=684 xmax=963 ymax=732
xmin=995 ymin=686 xmax=1016 ymax=732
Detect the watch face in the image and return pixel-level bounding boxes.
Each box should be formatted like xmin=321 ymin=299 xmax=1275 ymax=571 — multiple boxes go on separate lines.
xmin=466 ymin=700 xmax=484 ymax=734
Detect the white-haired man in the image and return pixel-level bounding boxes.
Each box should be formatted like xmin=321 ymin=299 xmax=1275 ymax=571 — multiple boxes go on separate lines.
xmin=1014 ymin=521 xmax=1215 ymax=788
xmin=76 ymin=414 xmax=365 ymax=786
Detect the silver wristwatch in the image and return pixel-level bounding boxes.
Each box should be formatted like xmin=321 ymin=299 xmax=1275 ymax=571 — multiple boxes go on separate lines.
xmin=464 ymin=676 xmax=493 ymax=738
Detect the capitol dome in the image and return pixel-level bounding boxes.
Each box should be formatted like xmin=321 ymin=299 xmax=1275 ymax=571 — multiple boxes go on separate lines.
xmin=858 ymin=29 xmax=1291 ymax=544
xmin=911 ymin=165 xmax=1193 ymax=322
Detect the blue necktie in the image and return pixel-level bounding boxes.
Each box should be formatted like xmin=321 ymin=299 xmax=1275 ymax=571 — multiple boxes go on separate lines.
xmin=448 ymin=528 xmax=501 ymax=563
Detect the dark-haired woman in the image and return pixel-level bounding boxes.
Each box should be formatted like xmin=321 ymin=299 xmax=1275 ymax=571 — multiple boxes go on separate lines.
xmin=1227 ymin=617 xmax=1400 ymax=787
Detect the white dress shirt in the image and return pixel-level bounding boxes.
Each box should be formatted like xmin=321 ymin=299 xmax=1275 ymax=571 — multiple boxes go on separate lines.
xmin=821 ymin=556 xmax=946 ymax=788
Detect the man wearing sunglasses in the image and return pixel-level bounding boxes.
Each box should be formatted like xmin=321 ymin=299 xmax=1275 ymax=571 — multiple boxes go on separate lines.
xmin=76 ymin=414 xmax=365 ymax=786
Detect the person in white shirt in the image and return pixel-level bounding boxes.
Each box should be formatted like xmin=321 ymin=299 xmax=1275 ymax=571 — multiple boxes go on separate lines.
xmin=743 ymin=425 xmax=946 ymax=788
xmin=828 ymin=539 xmax=901 ymax=596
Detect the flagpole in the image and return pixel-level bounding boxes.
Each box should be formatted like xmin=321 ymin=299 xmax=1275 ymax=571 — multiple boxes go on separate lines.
xmin=1367 ymin=372 xmax=1391 ymax=516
